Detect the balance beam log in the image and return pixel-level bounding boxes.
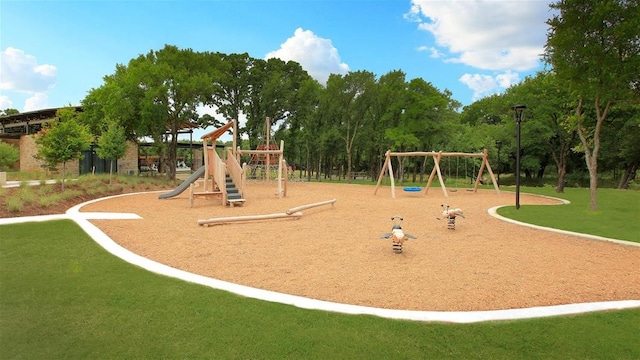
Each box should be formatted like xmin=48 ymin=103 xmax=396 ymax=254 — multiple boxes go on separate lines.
xmin=198 ymin=211 xmax=303 ymax=226
xmin=285 ymin=198 xmax=337 ymax=215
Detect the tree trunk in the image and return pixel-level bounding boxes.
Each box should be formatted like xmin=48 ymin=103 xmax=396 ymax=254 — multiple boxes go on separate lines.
xmin=618 ymin=162 xmax=638 ymax=189
xmin=346 ymin=150 xmax=353 ymax=184
xmin=554 ymin=143 xmax=572 ymax=193
xmin=61 ymin=162 xmax=66 ymax=191
xmin=166 ymin=131 xmax=178 ymax=182
xmin=109 ymin=159 xmax=114 ymax=185
xmin=556 ymin=165 xmax=567 ymax=193
xmin=575 ymin=96 xmax=609 ymax=211
xmin=420 ymin=157 xmax=427 ymax=183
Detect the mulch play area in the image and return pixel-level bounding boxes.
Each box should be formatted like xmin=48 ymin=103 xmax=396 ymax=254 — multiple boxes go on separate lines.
xmin=80 ymin=181 xmax=640 ymax=312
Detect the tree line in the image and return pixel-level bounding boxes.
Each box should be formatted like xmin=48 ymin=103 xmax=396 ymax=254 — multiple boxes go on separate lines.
xmin=1 ymin=0 xmax=637 ymax=211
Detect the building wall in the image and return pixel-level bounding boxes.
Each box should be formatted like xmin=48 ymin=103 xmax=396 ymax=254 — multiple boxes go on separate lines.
xmin=117 ymin=141 xmax=139 ymax=175
xmin=15 ymin=135 xmax=138 ymax=176
xmin=19 ymin=135 xmax=80 ymax=175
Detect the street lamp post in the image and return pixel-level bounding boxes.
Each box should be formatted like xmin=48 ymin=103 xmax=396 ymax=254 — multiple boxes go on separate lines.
xmin=495 ymin=140 xmax=502 ymax=187
xmin=512 ymin=105 xmax=526 ymax=210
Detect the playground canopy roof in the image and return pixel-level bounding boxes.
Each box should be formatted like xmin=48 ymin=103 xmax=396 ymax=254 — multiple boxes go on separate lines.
xmin=201 ymin=120 xmax=234 ymax=142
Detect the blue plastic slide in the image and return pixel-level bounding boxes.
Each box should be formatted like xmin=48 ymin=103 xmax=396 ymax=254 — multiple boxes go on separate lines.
xmin=158 ymin=166 xmax=206 ymax=199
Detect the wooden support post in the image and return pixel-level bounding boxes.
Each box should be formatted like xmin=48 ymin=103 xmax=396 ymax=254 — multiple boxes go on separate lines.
xmin=373 ymin=150 xmax=390 ymax=195
xmin=277 ymin=140 xmax=284 ymax=198
xmin=388 ymin=154 xmax=396 ymax=199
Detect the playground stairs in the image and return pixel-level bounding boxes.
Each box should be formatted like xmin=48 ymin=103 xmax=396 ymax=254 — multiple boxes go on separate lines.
xmin=225 ymin=174 xmax=245 ymax=207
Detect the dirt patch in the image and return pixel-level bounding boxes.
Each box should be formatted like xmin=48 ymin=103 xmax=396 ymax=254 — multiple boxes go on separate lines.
xmin=80 ymin=181 xmax=640 ymax=311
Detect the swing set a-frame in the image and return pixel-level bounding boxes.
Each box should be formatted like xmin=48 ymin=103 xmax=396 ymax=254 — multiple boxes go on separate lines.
xmin=374 ymin=149 xmax=500 ymax=198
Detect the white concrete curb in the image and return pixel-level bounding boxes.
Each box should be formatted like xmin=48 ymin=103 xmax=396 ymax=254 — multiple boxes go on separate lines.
xmin=1 ymin=191 xmax=638 ymax=323
xmin=488 ymin=193 xmax=640 ymax=248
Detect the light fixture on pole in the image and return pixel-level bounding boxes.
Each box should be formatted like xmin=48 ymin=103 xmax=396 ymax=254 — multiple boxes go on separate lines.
xmin=495 ymin=140 xmax=502 ymax=187
xmin=512 ymin=105 xmax=526 ymax=210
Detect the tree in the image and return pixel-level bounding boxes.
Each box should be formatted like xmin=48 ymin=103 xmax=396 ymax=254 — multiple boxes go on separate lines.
xmin=322 ymin=71 xmax=377 ymax=181
xmin=34 ymin=107 xmax=92 ymax=190
xmin=85 ymin=45 xmax=211 ymax=181
xmin=504 ymin=71 xmax=579 ymax=192
xmin=204 ymin=51 xmax=248 ymax=145
xmin=0 ymin=108 xmax=20 ymax=116
xmin=95 ymin=121 xmax=127 ymax=184
xmin=0 ymin=142 xmax=20 ymax=171
xmin=544 ymin=0 xmax=640 ymax=210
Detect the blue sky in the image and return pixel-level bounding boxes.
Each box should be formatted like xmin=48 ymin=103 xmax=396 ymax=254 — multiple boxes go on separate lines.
xmin=1 ymin=0 xmax=554 ymax=131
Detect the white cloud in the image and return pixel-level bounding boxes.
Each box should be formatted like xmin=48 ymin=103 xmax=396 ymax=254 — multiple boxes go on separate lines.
xmin=407 ymin=0 xmax=550 ymax=71
xmin=0 ymin=95 xmax=13 ymax=110
xmin=24 ymin=93 xmax=49 ymax=112
xmin=459 ymin=71 xmax=520 ymax=100
xmin=0 ymin=47 xmax=57 ymax=93
xmin=0 ymin=47 xmax=57 ymax=111
xmin=265 ymin=28 xmax=349 ymax=85
xmin=420 ymin=46 xmax=444 ymax=58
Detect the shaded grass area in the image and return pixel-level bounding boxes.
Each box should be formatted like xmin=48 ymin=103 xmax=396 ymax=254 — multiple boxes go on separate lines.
xmin=497 ymin=187 xmax=640 ymax=243
xmin=1 ymin=220 xmax=639 ymax=359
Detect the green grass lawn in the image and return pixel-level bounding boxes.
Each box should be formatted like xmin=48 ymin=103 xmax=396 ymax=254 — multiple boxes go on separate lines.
xmin=1 ymin=186 xmax=639 ymax=358
xmin=498 ymin=187 xmax=640 ymax=243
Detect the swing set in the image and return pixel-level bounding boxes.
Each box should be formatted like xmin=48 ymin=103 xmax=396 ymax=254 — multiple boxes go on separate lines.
xmin=374 ymin=149 xmax=500 ymax=198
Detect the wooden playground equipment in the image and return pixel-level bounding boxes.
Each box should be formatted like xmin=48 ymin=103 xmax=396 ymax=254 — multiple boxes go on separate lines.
xmin=374 ymin=149 xmax=500 ymax=198
xmin=191 ymin=120 xmax=246 ymax=207
xmin=197 ymin=198 xmax=336 ymax=226
xmin=236 ymin=139 xmax=287 ymax=199
xmin=236 ymin=116 xmax=288 ymax=198
xmin=189 ymin=118 xmax=291 ymax=207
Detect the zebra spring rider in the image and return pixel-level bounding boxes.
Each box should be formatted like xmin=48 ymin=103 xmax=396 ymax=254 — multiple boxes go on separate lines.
xmin=438 ymin=204 xmax=465 ymax=230
xmin=380 ymin=215 xmax=417 ymax=253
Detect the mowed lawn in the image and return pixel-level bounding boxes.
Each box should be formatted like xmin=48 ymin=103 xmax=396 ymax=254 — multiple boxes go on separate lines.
xmin=1 ymin=186 xmax=639 ymax=359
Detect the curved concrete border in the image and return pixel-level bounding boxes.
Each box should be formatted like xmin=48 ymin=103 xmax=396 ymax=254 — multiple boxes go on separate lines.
xmin=1 ymin=191 xmax=638 ymax=323
xmin=488 ymin=193 xmax=640 ymax=248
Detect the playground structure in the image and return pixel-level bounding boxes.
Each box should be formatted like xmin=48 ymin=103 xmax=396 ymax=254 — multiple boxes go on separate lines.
xmin=197 ymin=198 xmax=336 ymax=226
xmin=374 ymin=149 xmax=500 ymax=198
xmin=380 ymin=215 xmax=417 ymax=254
xmin=159 ymin=118 xmax=290 ymax=207
xmin=236 ymin=139 xmax=287 ymax=199
xmin=185 ymin=120 xmax=247 ymax=207
xmin=245 ymin=117 xmax=284 ymax=181
xmin=437 ymin=204 xmax=465 ymax=230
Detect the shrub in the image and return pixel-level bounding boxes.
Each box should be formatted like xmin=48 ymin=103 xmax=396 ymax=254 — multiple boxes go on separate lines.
xmin=18 ymin=187 xmax=37 ymax=204
xmin=5 ymin=196 xmax=24 ymax=212
xmin=39 ymin=195 xmax=60 ymax=208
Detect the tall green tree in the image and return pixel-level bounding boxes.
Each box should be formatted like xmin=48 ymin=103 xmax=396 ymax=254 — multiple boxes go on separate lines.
xmin=504 ymin=71 xmax=579 ymax=191
xmin=366 ymin=70 xmax=407 ymax=178
xmin=95 ymin=121 xmax=128 ymax=184
xmin=204 ymin=52 xmax=249 ymax=145
xmin=322 ymin=71 xmax=377 ymax=181
xmin=84 ymin=45 xmax=211 ymax=181
xmin=544 ymin=0 xmax=640 ymax=210
xmin=34 ymin=107 xmax=91 ymax=190
xmin=81 ymin=64 xmax=146 ymax=142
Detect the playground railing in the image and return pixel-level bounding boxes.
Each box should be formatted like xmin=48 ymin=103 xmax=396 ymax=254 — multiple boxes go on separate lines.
xmin=225 ymin=147 xmax=245 ymax=198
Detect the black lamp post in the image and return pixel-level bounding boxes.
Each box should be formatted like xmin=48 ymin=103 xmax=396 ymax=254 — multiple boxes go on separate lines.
xmin=512 ymin=105 xmax=526 ymax=210
xmin=495 ymin=140 xmax=502 ymax=187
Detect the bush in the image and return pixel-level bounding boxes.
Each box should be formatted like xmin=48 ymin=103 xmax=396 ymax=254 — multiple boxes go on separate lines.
xmin=5 ymin=196 xmax=24 ymax=212
xmin=0 ymin=142 xmax=19 ymax=171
